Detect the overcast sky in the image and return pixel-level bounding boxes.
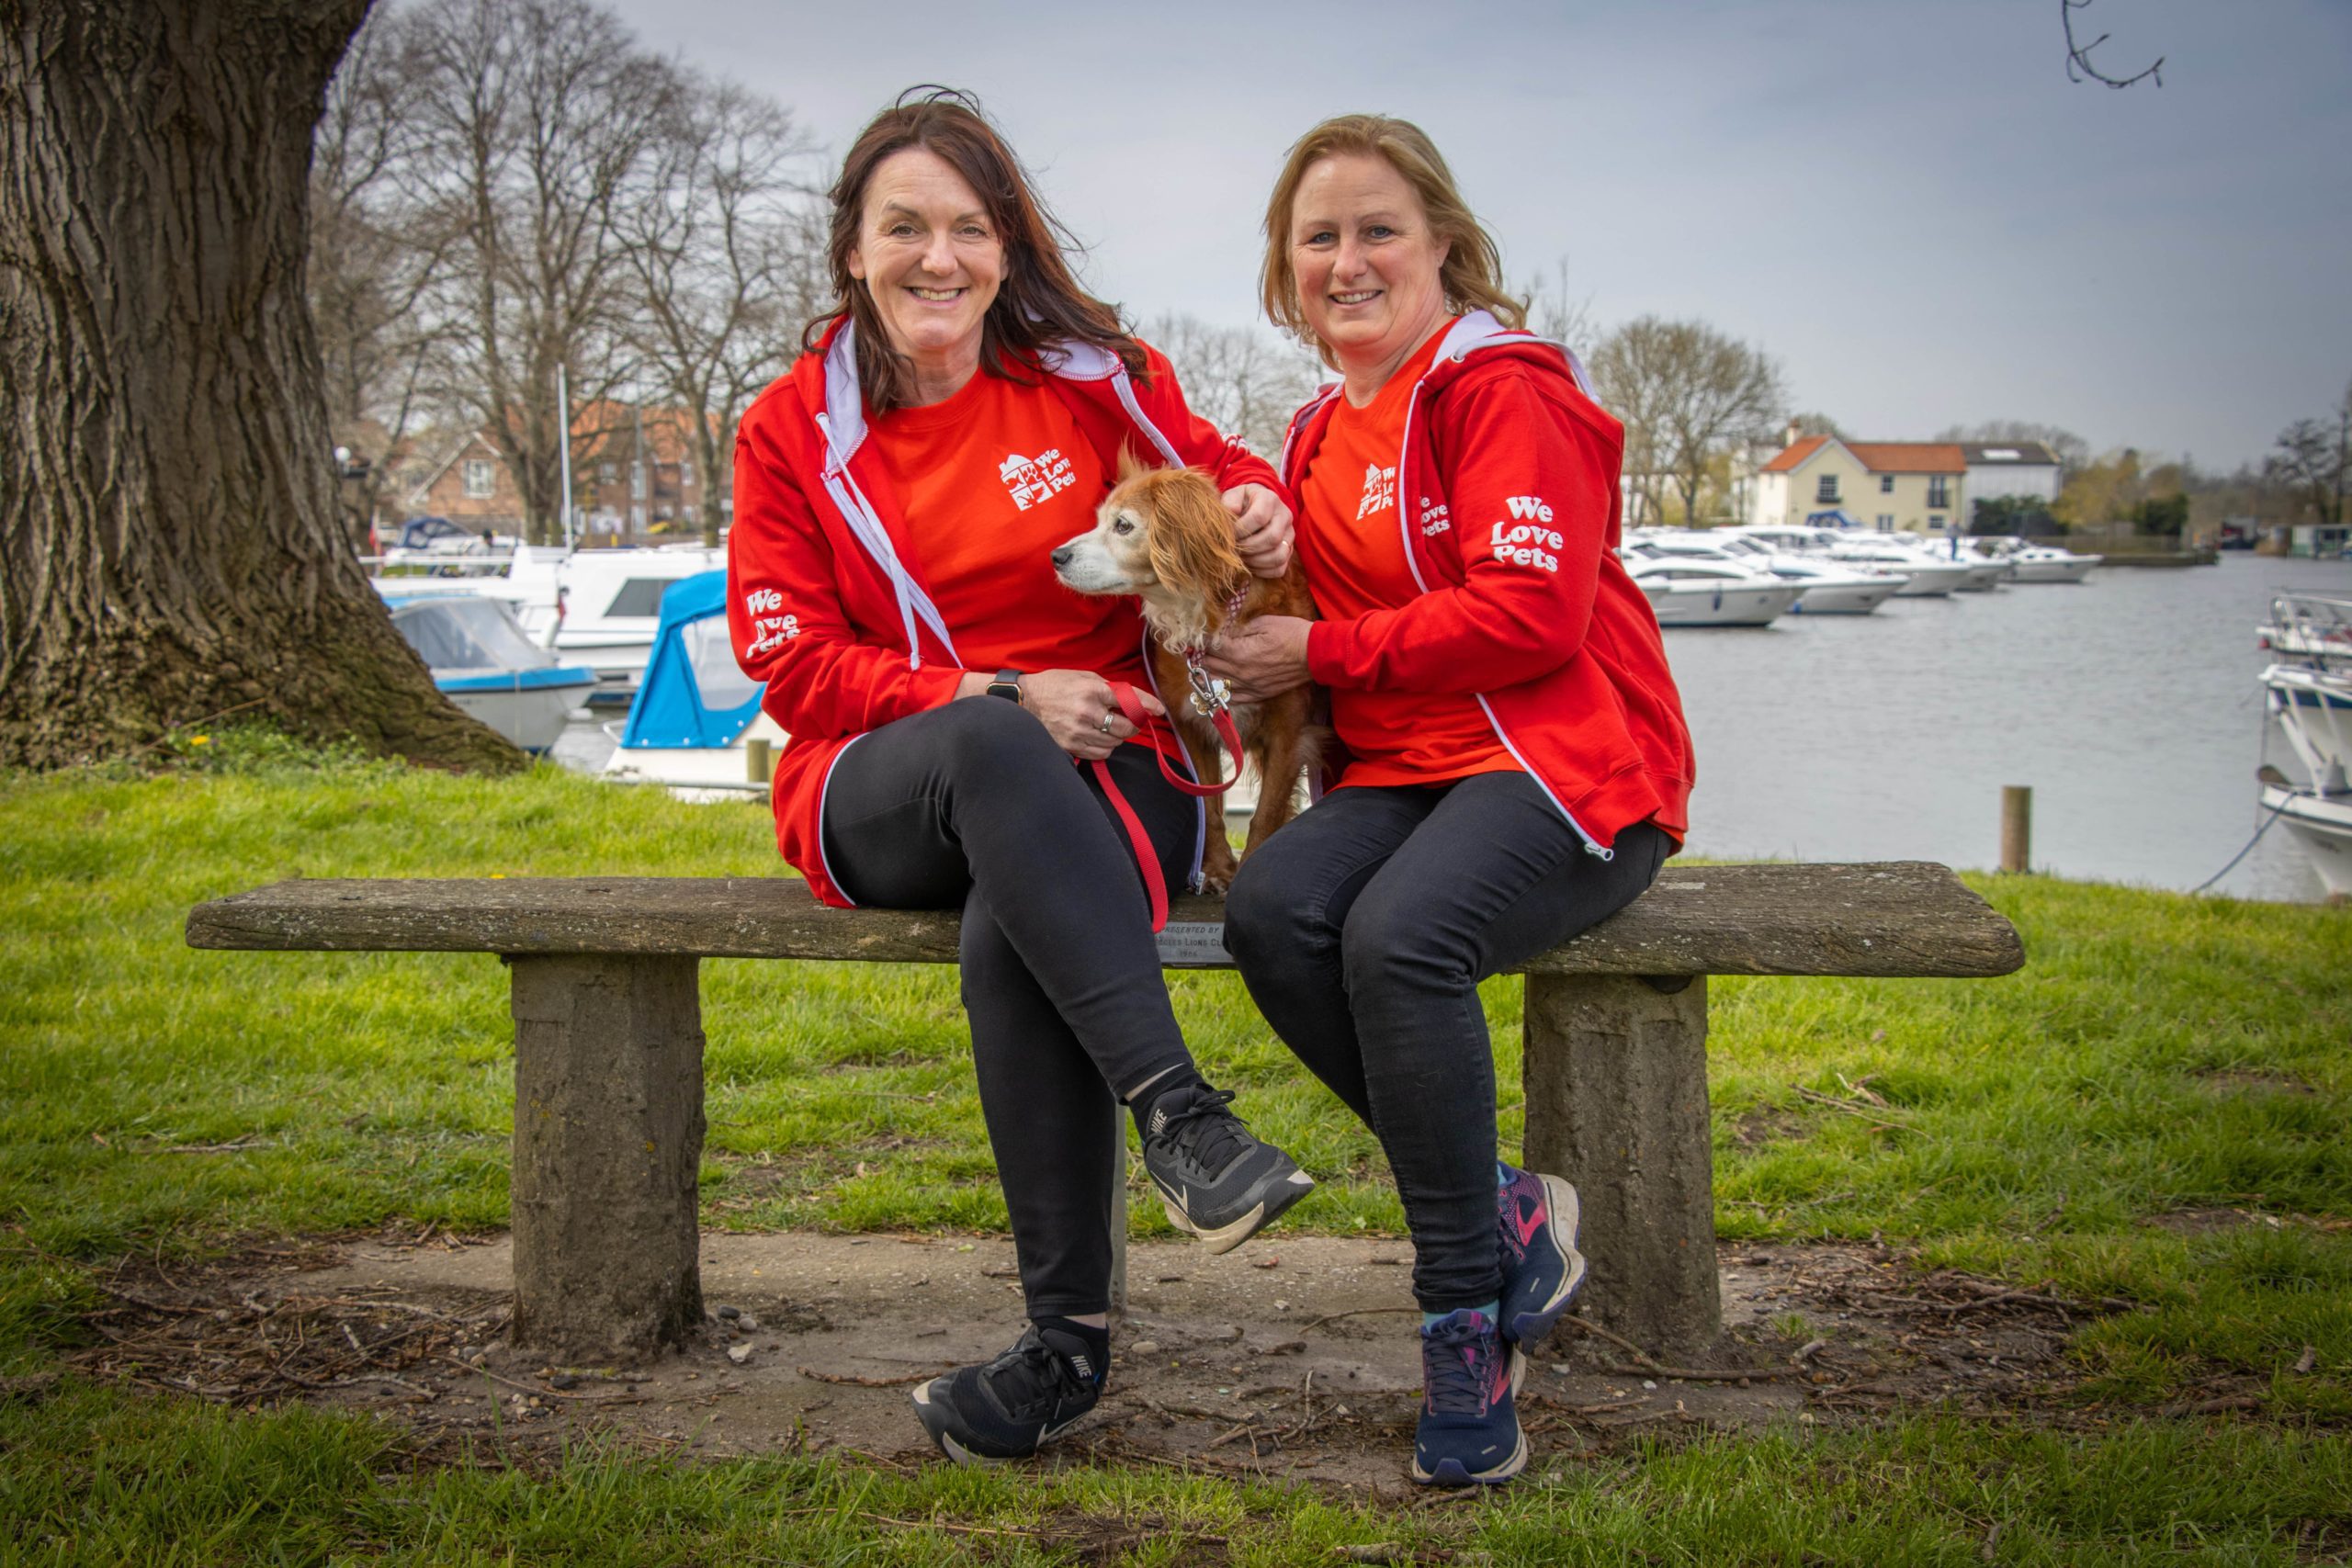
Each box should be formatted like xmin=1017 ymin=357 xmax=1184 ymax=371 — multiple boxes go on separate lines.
xmin=602 ymin=0 xmax=2351 ymax=468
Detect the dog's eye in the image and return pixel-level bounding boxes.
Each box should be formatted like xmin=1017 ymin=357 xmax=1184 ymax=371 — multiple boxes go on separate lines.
xmin=1113 ymin=517 xmax=1136 ymax=536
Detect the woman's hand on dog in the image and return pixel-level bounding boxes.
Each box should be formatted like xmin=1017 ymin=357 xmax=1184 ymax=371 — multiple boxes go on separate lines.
xmin=1204 ymin=615 xmax=1313 ymax=703
xmin=1221 ymin=483 xmax=1295 ymax=579
xmin=1017 ymin=669 xmax=1166 ymax=761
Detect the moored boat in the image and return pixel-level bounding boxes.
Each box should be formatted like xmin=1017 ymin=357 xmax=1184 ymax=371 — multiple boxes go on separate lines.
xmin=370 ymin=542 xmax=728 ymax=705
xmin=1824 ymin=538 xmax=1974 ymax=596
xmin=1622 ymin=556 xmax=1804 ymax=626
xmin=2262 ymin=780 xmax=2352 ymax=902
xmin=600 ymin=570 xmax=784 ymax=800
xmin=385 ymin=594 xmax=598 ymax=754
xmin=2258 ymin=593 xmax=2352 ymax=668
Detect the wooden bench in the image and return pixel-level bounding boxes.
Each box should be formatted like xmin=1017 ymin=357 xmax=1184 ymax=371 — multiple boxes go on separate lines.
xmin=186 ymin=863 xmax=2021 ymax=1361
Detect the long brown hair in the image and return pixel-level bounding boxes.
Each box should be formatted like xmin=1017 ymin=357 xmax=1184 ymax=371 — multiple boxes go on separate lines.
xmin=1260 ymin=114 xmax=1524 ymax=365
xmin=806 ymin=87 xmax=1146 ymax=413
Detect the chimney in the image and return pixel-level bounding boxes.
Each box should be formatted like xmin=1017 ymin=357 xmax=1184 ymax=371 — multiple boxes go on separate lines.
xmin=1784 ymin=419 xmax=1803 ymax=450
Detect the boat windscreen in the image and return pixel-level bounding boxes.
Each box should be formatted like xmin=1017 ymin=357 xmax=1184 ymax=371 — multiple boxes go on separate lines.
xmin=391 ymin=598 xmax=549 ymax=671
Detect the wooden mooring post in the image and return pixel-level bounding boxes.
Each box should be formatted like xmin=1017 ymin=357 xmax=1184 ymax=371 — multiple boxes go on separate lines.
xmin=2001 ymin=785 xmax=2032 ymax=874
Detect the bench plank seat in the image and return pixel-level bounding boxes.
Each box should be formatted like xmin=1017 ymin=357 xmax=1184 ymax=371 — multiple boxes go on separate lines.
xmin=187 ymin=863 xmax=2021 ymax=1362
xmin=188 ymin=862 xmax=2022 ymax=977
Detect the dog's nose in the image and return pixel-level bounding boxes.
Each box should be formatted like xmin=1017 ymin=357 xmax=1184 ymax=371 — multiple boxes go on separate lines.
xmin=1050 ymin=545 xmax=1075 ymax=569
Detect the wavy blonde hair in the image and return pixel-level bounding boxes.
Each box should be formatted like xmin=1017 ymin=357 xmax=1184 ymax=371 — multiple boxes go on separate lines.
xmin=1260 ymin=115 xmax=1523 ymax=363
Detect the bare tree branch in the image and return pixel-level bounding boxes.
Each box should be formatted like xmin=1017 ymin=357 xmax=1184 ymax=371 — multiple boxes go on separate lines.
xmin=616 ymin=75 xmax=822 ymax=546
xmin=1142 ymin=313 xmax=1323 ymax=460
xmin=2062 ymin=0 xmax=2163 ymax=89
xmin=1588 ymin=317 xmax=1785 ymax=528
xmin=393 ymin=0 xmax=681 ymax=542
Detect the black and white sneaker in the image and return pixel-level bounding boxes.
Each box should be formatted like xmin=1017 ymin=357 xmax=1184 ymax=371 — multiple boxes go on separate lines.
xmin=1140 ymin=1085 xmax=1315 ymax=1255
xmin=910 ymin=1323 xmax=1105 ymax=1463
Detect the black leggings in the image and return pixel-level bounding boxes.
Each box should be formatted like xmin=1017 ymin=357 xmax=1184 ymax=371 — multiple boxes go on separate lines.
xmin=1224 ymin=773 xmax=1669 ymax=1311
xmin=820 ymin=697 xmax=1204 ymax=1316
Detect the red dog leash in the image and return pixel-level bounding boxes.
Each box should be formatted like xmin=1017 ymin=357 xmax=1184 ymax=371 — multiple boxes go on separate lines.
xmin=1086 ymin=679 xmax=1247 ymax=931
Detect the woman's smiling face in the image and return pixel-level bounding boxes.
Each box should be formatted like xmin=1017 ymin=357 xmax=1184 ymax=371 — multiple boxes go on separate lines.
xmin=1288 ymin=152 xmax=1452 ymax=379
xmin=847 ymin=147 xmax=1005 ymax=380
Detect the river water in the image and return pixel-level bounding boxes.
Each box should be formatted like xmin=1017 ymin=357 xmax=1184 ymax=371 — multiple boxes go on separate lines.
xmin=1659 ymin=552 xmax=2351 ymax=903
xmin=553 ymin=552 xmax=2352 ymax=904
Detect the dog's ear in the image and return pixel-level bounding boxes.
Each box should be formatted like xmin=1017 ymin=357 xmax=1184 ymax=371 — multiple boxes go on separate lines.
xmin=1115 ymin=444 xmax=1152 ymax=485
xmin=1145 ymin=469 xmax=1250 ymax=611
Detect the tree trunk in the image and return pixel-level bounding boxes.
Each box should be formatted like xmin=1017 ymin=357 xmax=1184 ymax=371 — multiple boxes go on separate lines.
xmin=0 ymin=0 xmax=521 ymax=771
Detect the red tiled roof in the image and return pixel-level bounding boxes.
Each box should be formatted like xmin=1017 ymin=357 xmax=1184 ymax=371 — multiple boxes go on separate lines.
xmin=1760 ymin=435 xmax=1829 ymax=472
xmin=1848 ymin=442 xmax=1965 ymax=474
xmin=1762 ymin=436 xmax=1965 ymax=475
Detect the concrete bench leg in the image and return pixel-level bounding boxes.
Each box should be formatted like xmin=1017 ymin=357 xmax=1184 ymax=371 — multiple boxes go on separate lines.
xmin=1520 ymin=974 xmax=1719 ymax=1356
xmin=507 ymin=953 xmax=707 ymax=1363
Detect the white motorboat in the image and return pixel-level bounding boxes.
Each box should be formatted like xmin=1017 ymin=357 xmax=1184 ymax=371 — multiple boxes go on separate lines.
xmin=2001 ymin=543 xmax=2101 ymax=583
xmin=384 ymin=594 xmax=598 ymax=753
xmin=1621 ymin=556 xmax=1804 ymax=626
xmin=2264 ymin=663 xmax=2352 ymax=790
xmin=370 ymin=543 xmax=728 ymax=704
xmin=1926 ymin=538 xmax=2010 ymax=592
xmin=2258 ymin=594 xmax=2352 ymax=668
xmin=2256 ymin=654 xmax=2352 ymax=901
xmin=1704 ymin=535 xmax=1904 ymax=613
xmin=1824 ymin=539 xmax=1975 ymax=596
xmin=2262 ymin=778 xmax=2352 ymax=902
xmin=1627 ymin=533 xmax=1898 ymax=615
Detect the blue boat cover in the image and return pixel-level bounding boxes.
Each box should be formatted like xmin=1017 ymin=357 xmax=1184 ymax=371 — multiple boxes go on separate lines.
xmin=1804 ymin=509 xmax=1870 ymax=529
xmin=618 ymin=570 xmax=766 ymax=749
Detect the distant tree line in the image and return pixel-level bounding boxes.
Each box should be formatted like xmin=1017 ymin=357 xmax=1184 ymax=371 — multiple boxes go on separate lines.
xmin=319 ymin=0 xmax=1328 ymax=547
xmin=313 ymin=0 xmax=823 ymax=547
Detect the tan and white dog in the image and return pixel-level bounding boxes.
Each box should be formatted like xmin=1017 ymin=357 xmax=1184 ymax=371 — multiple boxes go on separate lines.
xmin=1051 ymin=458 xmax=1327 ymax=892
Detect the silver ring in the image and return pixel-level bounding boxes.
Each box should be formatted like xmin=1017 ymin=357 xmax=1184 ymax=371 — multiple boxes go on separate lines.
xmin=1097 ymin=710 xmax=1117 ymax=734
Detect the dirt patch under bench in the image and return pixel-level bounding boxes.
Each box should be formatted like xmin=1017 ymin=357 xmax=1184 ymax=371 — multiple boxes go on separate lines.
xmin=58 ymin=1227 xmax=2243 ymax=1489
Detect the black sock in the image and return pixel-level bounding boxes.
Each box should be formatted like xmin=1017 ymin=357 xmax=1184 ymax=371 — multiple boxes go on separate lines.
xmin=1128 ymin=1065 xmax=1207 ymax=1139
xmin=1033 ymin=1314 xmax=1110 ymax=1389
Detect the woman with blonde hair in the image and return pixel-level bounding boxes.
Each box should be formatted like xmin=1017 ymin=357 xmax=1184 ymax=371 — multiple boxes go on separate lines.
xmin=1211 ymin=114 xmax=1693 ymax=1485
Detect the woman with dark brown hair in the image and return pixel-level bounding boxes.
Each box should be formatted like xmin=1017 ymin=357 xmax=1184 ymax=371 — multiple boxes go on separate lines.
xmin=727 ymin=89 xmax=1312 ymax=1464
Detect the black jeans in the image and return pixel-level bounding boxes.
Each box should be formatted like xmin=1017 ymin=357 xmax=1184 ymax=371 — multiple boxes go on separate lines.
xmin=820 ymin=697 xmax=1204 ymax=1317
xmin=1224 ymin=773 xmax=1670 ymax=1311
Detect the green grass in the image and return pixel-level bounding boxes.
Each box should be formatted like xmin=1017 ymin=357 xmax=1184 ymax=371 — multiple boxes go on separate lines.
xmin=3 ymin=737 xmax=2348 ymax=1562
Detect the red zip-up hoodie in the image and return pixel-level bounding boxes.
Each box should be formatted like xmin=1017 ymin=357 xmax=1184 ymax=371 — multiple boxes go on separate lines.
xmin=729 ymin=318 xmax=1283 ymax=906
xmin=1281 ymin=311 xmax=1692 ymax=855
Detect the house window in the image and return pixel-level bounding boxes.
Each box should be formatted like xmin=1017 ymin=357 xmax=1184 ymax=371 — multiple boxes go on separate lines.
xmin=462 ymin=459 xmax=496 ymax=500
xmin=1880 ymin=475 xmax=1894 ymax=494
xmin=1928 ymin=478 xmax=1951 ymax=509
xmin=1929 ymin=514 xmax=1947 ymax=531
xmin=680 ymin=466 xmax=695 ymax=489
xmin=600 ymin=463 xmax=615 ymax=483
xmin=1876 ymin=514 xmax=1894 ymax=531
xmin=1815 ymin=474 xmax=1840 ymax=504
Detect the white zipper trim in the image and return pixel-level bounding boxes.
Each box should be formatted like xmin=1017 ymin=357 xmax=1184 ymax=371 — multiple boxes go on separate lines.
xmin=1475 ymin=694 xmax=1611 ymax=859
xmin=813 ymin=413 xmax=959 ymax=671
xmin=813 ymin=733 xmax=867 ymax=904
xmin=1111 ymin=364 xmax=1185 ymax=468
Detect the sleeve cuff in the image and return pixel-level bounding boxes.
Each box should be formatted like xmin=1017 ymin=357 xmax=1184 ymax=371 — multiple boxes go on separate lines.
xmin=1306 ymin=619 xmax=1351 ymax=686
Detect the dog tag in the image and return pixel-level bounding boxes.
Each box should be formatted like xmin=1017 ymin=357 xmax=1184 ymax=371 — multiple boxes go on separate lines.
xmin=1154 ymin=921 xmax=1232 ymax=968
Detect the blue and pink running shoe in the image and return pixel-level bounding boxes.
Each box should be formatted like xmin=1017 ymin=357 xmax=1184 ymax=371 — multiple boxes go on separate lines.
xmin=1410 ymin=1307 xmax=1526 ymax=1485
xmin=1497 ymin=1164 xmax=1587 ymax=1349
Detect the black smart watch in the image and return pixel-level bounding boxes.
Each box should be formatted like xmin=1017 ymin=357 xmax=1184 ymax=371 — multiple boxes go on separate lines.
xmin=986 ymin=668 xmax=1023 ymax=703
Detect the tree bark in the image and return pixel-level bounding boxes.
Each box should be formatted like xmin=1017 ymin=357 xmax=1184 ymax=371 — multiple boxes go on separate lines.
xmin=0 ymin=0 xmax=521 ymax=770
